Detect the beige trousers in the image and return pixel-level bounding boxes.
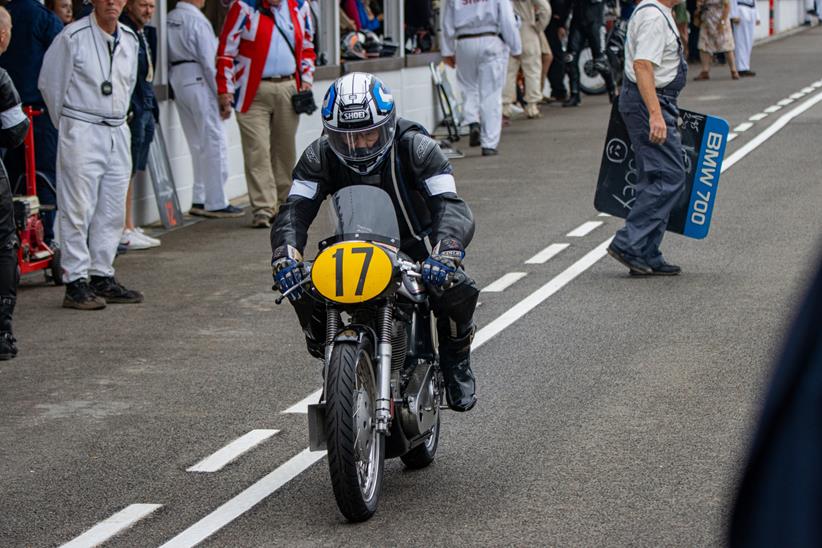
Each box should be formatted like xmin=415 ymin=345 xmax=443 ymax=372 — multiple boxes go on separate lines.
xmin=236 ymin=80 xmax=299 ymax=216
xmin=503 ymin=25 xmax=544 ymax=106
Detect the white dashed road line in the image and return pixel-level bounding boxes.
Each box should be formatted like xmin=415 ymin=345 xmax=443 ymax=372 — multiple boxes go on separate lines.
xmin=748 ymin=112 xmax=768 ymax=121
xmin=801 ymin=87 xmax=814 ymax=93
xmin=764 ymin=105 xmax=782 ymax=113
xmin=789 ymin=92 xmax=806 ymax=100
xmin=733 ymin=122 xmax=754 ymax=132
xmin=566 ymin=221 xmax=603 ymax=237
xmin=60 ymin=504 xmax=162 ymax=548
xmin=160 ymin=449 xmax=326 ymax=548
xmin=281 ymin=388 xmax=323 ymax=414
xmin=597 ymin=212 xmax=611 ymax=217
xmin=525 ymin=243 xmax=570 ymax=264
xmin=187 ymin=430 xmax=280 ymax=473
xmin=482 ymin=272 xmax=528 ymax=292
xmin=777 ymin=98 xmax=794 ymax=106
xmin=727 ymin=133 xmax=738 ymax=142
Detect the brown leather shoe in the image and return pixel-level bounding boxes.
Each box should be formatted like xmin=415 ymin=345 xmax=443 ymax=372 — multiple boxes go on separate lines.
xmin=694 ymin=71 xmax=710 ymax=81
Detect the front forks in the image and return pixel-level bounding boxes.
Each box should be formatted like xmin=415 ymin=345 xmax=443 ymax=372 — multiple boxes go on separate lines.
xmin=375 ymin=305 xmax=393 ymax=434
xmin=324 ymin=305 xmax=393 ymax=434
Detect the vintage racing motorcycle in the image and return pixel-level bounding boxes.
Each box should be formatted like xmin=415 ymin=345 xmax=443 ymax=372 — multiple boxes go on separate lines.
xmin=276 ymin=185 xmax=444 ymax=522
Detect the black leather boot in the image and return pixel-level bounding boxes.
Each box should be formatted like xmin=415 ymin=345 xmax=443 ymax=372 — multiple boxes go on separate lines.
xmin=439 ymin=327 xmax=477 ymax=412
xmin=562 ymin=93 xmax=581 ymax=107
xmin=0 ymin=296 xmax=17 ymax=360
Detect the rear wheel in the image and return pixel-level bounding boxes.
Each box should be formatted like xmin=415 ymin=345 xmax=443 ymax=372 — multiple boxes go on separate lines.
xmin=325 ymin=340 xmax=384 ymax=522
xmin=400 ymin=415 xmax=440 ymax=469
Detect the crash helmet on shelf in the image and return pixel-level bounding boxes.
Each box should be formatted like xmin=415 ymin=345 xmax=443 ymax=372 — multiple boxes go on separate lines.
xmin=321 ymin=72 xmax=397 ymax=175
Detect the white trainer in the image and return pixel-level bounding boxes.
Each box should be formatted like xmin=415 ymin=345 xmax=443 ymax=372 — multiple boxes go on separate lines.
xmin=133 ymin=227 xmax=161 ymax=246
xmin=122 ymin=229 xmax=160 ymax=250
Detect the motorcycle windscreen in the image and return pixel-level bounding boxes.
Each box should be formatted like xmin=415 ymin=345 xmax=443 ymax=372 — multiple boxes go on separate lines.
xmin=328 ymin=185 xmax=401 ymax=244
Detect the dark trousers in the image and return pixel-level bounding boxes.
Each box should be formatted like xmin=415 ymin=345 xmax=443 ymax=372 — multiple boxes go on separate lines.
xmin=545 ymin=21 xmax=567 ymax=98
xmin=566 ymin=11 xmax=615 ymax=96
xmin=612 ymin=83 xmax=686 ymax=266
xmin=5 ymin=110 xmax=58 ymax=242
xmin=0 ymin=164 xmax=18 ymax=333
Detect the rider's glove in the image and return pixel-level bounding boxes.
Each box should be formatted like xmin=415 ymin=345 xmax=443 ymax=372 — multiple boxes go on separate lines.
xmin=272 ymin=245 xmax=306 ymax=302
xmin=422 ymin=238 xmax=465 ymax=287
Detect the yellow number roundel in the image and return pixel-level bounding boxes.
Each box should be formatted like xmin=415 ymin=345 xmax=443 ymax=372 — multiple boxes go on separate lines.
xmin=311 ymin=242 xmax=394 ymax=304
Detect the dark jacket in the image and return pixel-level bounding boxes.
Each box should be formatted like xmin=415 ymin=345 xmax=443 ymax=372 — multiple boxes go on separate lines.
xmin=271 ymin=118 xmax=475 ymax=262
xmin=0 ymin=0 xmax=63 ymax=107
xmin=0 ymin=69 xmax=30 ymax=245
xmin=119 ymin=13 xmax=159 ymax=121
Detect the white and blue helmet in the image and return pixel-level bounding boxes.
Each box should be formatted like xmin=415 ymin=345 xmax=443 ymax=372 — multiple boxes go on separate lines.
xmin=321 ymin=72 xmax=396 ymax=175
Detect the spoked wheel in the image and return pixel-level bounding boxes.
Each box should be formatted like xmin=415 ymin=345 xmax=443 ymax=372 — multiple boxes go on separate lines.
xmin=325 ymin=340 xmax=385 ymax=522
xmin=579 ymin=47 xmax=607 ymax=95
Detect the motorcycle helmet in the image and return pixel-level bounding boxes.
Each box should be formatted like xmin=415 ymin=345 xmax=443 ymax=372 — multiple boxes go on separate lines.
xmin=321 ymin=72 xmax=397 ymax=175
xmin=340 ymin=32 xmax=368 ymax=61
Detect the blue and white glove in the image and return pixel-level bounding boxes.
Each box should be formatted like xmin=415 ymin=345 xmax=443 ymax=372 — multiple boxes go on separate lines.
xmin=422 ymin=238 xmax=465 ymax=287
xmin=272 ymin=245 xmax=306 ymax=302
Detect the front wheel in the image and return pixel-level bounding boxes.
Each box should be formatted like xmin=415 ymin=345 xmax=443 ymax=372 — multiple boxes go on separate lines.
xmin=325 ymin=340 xmax=384 ymax=522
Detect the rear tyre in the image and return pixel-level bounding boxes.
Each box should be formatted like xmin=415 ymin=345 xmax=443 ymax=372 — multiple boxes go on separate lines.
xmin=325 ymin=340 xmax=384 ymax=522
xmin=400 ymin=415 xmax=440 ymax=470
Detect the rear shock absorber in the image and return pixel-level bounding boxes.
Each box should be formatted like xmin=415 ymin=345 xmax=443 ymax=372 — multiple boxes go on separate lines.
xmin=375 ymin=305 xmax=393 ymax=433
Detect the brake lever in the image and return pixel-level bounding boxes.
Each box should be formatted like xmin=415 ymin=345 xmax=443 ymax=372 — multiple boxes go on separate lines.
xmin=274 ymin=277 xmax=311 ymax=305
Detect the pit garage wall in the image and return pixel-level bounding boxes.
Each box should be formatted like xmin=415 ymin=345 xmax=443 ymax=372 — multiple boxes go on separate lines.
xmin=133 ymin=65 xmax=437 ymax=227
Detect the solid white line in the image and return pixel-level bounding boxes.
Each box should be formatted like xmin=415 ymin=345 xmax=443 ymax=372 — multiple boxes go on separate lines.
xmin=789 ymin=92 xmax=806 ymax=100
xmin=481 ymin=272 xmax=528 ymax=292
xmin=187 ymin=430 xmax=280 ymax=473
xmin=566 ymin=221 xmax=603 ymax=237
xmin=733 ymin=122 xmax=754 ymax=132
xmin=723 ymin=90 xmax=822 ymax=172
xmin=777 ymin=98 xmax=794 ymax=106
xmin=60 ymin=504 xmax=162 ymax=548
xmin=281 ymin=388 xmax=323 ymax=414
xmin=160 ymin=449 xmax=326 ymax=548
xmin=525 ymin=243 xmax=570 ymax=265
xmin=473 ymin=238 xmax=613 ymax=351
xmin=801 ymin=87 xmax=814 ymax=93
xmin=727 ymin=133 xmax=738 ymax=142
xmin=763 ymin=105 xmax=782 ymax=113
xmin=748 ymin=112 xmax=768 ymax=121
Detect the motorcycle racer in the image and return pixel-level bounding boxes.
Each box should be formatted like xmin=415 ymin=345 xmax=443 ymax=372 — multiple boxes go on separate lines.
xmin=271 ymin=72 xmax=479 ymax=412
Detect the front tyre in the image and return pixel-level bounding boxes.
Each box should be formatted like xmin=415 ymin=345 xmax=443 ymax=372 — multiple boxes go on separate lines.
xmin=325 ymin=340 xmax=384 ymax=522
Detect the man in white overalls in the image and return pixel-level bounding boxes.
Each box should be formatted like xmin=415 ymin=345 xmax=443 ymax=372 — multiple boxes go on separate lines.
xmin=39 ymin=0 xmax=143 ymax=309
xmin=167 ymin=0 xmax=243 ymax=218
xmin=731 ymin=0 xmax=759 ymax=77
xmin=441 ymin=0 xmax=522 ymax=156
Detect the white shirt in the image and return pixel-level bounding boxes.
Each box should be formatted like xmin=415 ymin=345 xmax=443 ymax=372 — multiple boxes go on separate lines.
xmin=440 ymin=0 xmax=522 ymax=57
xmin=262 ymin=1 xmax=297 ymax=78
xmin=624 ymin=0 xmax=681 ymax=87
xmin=38 ymin=13 xmax=139 ymax=127
xmin=167 ymin=1 xmax=219 ymax=94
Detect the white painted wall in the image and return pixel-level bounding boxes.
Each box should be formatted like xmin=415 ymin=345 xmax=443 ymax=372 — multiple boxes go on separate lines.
xmin=132 ymin=65 xmax=437 ymax=226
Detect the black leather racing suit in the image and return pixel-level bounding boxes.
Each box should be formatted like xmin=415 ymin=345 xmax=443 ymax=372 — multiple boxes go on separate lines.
xmin=0 ymin=68 xmax=30 ymax=346
xmin=566 ymin=0 xmax=615 ymax=99
xmin=270 ymin=118 xmax=479 ymax=366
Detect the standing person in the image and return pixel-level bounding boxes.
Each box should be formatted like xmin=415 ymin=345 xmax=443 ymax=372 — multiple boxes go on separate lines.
xmin=167 ymin=0 xmax=243 ymax=219
xmin=0 ymin=0 xmax=62 ymax=246
xmin=607 ymin=0 xmax=688 ymax=276
xmin=694 ymin=0 xmax=739 ymax=80
xmin=562 ymin=0 xmax=616 ymax=107
xmin=120 ymin=0 xmax=162 ymax=250
xmin=544 ymin=0 xmax=571 ymax=102
xmin=731 ymin=0 xmax=759 ymax=76
xmin=503 ymin=0 xmax=551 ymax=119
xmin=563 ymin=0 xmax=616 ymax=107
xmin=441 ymin=0 xmax=521 ymax=157
xmin=216 ymin=0 xmax=316 ymax=229
xmin=0 ymin=7 xmax=30 ymax=359
xmin=46 ymin=0 xmax=73 ymax=23
xmin=39 ymin=0 xmax=143 ymax=309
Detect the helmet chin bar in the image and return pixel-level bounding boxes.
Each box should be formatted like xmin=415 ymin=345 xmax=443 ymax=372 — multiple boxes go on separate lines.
xmin=335 ymin=146 xmax=391 ymax=176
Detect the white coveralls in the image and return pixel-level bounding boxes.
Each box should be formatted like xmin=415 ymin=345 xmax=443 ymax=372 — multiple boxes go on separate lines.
xmin=731 ymin=0 xmax=758 ymax=72
xmin=504 ymin=0 xmax=551 ymax=108
xmin=167 ymin=1 xmax=230 ymax=212
xmin=38 ymin=15 xmax=138 ymax=284
xmin=442 ymin=0 xmax=522 ymax=149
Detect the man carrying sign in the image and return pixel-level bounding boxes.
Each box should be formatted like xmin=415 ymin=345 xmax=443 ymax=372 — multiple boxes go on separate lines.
xmin=607 ymin=0 xmax=688 ymax=276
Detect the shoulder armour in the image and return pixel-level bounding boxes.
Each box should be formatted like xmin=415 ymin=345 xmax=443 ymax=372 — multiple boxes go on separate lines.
xmin=408 ymin=131 xmax=439 ymax=168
